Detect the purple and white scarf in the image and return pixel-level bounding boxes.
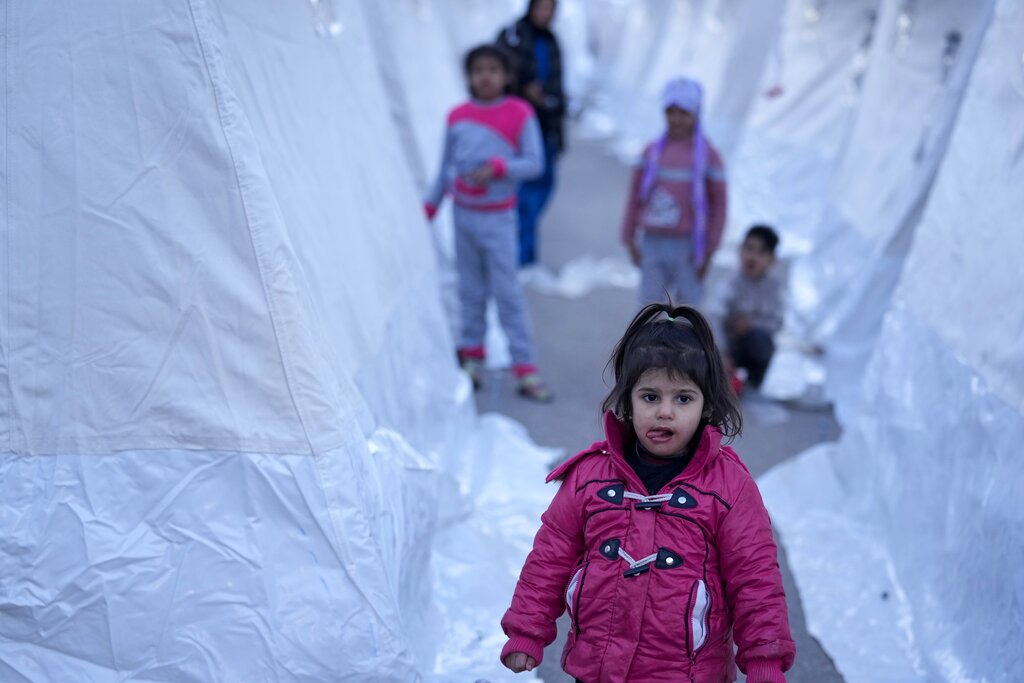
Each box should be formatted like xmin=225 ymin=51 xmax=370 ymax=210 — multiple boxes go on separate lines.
xmin=639 ymin=78 xmax=709 ymax=267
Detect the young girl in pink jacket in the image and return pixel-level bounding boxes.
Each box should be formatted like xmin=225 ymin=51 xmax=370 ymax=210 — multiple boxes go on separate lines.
xmin=500 ymin=303 xmax=795 ymax=682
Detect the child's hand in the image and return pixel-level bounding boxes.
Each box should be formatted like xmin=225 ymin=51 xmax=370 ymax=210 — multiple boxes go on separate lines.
xmin=502 ymin=652 xmax=537 ymax=673
xmin=524 ymin=81 xmax=545 ymax=106
xmin=466 ymin=163 xmax=496 ymax=186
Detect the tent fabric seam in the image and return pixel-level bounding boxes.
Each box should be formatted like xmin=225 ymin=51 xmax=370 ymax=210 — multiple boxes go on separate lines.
xmin=3 ymin=0 xmax=15 ymax=454
xmin=185 ymin=0 xmax=317 ymax=455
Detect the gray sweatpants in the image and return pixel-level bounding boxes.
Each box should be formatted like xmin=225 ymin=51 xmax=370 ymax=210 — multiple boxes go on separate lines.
xmin=454 ymin=205 xmax=536 ymax=365
xmin=638 ymin=232 xmax=703 ymax=307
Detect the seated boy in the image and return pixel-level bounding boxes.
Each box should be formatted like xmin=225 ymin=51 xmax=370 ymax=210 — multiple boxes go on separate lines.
xmin=723 ymin=225 xmax=783 ymax=389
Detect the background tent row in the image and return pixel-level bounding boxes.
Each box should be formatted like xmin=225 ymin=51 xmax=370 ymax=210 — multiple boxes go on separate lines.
xmin=577 ymin=1 xmax=1023 ymax=680
xmin=2 ymin=0 xmax=1021 ymax=681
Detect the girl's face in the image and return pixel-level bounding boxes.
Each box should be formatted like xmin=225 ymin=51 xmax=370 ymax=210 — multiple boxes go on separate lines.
xmin=630 ymin=368 xmax=705 ymax=457
xmin=469 ymin=55 xmax=508 ymax=102
xmin=665 ymin=106 xmax=696 ymax=139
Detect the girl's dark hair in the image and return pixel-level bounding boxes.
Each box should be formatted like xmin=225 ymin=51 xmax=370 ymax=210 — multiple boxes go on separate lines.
xmin=602 ymin=303 xmax=743 ymax=439
xmin=463 ymin=44 xmax=515 ymax=97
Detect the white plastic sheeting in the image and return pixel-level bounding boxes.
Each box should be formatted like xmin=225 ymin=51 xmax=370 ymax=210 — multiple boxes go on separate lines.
xmin=727 ymin=0 xmax=881 ymax=259
xmin=362 ymin=1 xmax=466 ymax=190
xmin=581 ymin=0 xmax=785 ymax=161
xmin=360 ymin=0 xmax=467 ymax=345
xmin=760 ymin=1 xmax=1024 ymax=680
xmin=439 ymin=0 xmax=523 ymax=55
xmin=788 ymin=0 xmax=996 ymax=420
xmin=520 ymin=257 xmax=638 ymax=299
xmin=431 ymin=414 xmax=559 ymax=681
xmin=552 ymin=0 xmax=596 ymax=112
xmin=0 ymin=1 xmax=551 ymax=680
xmin=581 ymin=1 xmax=1024 ymax=679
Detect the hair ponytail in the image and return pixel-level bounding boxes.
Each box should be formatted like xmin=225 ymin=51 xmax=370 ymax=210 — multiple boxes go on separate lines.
xmin=602 ymin=303 xmax=742 ymax=439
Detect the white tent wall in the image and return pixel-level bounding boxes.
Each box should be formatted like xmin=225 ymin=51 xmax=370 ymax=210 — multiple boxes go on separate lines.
xmin=583 ymin=0 xmax=785 ymax=163
xmin=361 ymin=1 xmax=465 ymax=190
xmin=760 ymin=1 xmax=1024 ymax=680
xmin=687 ymin=0 xmax=788 ymax=159
xmin=438 ymin=0 xmax=524 ymax=55
xmin=786 ymin=0 xmax=996 ymax=419
xmin=551 ymin=0 xmax=595 ymax=110
xmin=1 ymin=4 xmax=337 ymax=455
xmin=726 ymin=0 xmax=881 ymax=258
xmin=0 ymin=0 xmax=523 ymax=680
xmin=359 ymin=0 xmax=467 ymax=344
xmin=582 ymin=0 xmax=690 ymax=153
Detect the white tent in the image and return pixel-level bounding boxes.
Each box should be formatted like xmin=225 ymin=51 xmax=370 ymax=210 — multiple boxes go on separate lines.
xmin=726 ymin=0 xmax=881 ymax=258
xmin=788 ymin=0 xmax=996 ymax=419
xmin=583 ymin=0 xmax=1024 ymax=679
xmin=760 ymin=0 xmax=1024 ymax=679
xmin=582 ymin=0 xmax=785 ymax=162
xmin=438 ymin=0 xmax=523 ymax=55
xmin=0 ymin=1 xmax=548 ymax=680
xmin=6 ymin=1 xmax=1023 ymax=680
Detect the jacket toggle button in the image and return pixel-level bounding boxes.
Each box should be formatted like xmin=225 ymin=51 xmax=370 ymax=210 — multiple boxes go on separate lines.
xmin=623 ymin=563 xmax=651 ymax=578
xmin=668 ymin=488 xmax=697 ymax=509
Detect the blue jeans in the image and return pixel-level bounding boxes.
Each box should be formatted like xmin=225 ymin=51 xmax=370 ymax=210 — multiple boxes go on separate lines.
xmin=517 ymin=141 xmax=558 ymax=266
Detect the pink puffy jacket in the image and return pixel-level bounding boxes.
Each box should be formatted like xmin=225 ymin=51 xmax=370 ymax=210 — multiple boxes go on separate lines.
xmin=500 ymin=412 xmax=795 ymax=682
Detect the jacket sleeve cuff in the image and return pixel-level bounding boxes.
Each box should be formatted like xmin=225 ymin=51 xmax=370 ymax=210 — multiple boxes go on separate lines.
xmin=499 ymin=636 xmax=545 ymax=668
xmin=744 ymin=659 xmax=787 ymax=683
xmin=489 ymin=156 xmax=508 ymax=179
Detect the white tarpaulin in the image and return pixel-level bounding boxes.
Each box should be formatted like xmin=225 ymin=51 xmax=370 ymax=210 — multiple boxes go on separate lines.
xmin=582 ymin=0 xmax=785 ymax=162
xmin=0 ymin=1 xmax=552 ymax=681
xmin=438 ymin=0 xmax=522 ymax=55
xmin=726 ymin=0 xmax=881 ymax=259
xmin=582 ymin=0 xmax=1024 ymax=679
xmin=787 ymin=0 xmax=996 ymax=420
xmin=362 ymin=0 xmax=466 ymax=190
xmin=760 ymin=1 xmax=1024 ymax=680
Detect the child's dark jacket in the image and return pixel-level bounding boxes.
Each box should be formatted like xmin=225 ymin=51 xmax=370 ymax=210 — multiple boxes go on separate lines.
xmin=501 ymin=412 xmax=795 ymax=682
xmin=496 ymin=17 xmax=566 ymax=150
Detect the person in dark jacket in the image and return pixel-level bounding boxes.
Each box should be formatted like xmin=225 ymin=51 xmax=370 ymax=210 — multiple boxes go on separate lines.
xmin=496 ymin=0 xmax=566 ymax=266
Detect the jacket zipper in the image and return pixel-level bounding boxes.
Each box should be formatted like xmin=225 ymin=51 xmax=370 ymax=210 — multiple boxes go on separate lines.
xmin=565 ymin=564 xmax=587 ymax=634
xmin=688 ymin=579 xmax=711 ymax=679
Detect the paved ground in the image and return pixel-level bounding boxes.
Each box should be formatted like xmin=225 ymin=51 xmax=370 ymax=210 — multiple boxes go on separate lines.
xmin=475 ymin=137 xmax=844 ymax=682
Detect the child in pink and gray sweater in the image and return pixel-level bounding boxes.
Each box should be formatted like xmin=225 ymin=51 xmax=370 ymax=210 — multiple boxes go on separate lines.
xmin=424 ymin=44 xmax=553 ymax=401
